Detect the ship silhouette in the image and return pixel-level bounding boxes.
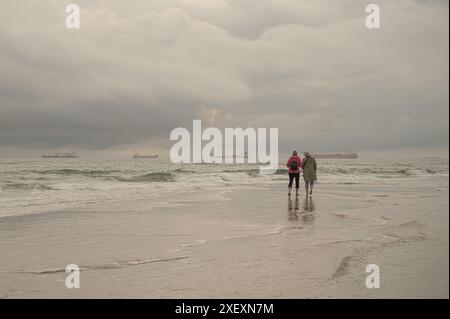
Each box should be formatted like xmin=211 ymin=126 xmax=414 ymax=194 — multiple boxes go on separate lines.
xmin=309 ymin=151 xmax=358 ymax=159
xmin=132 ymin=153 xmax=159 ymax=159
xmin=42 ymin=151 xmax=78 ymax=158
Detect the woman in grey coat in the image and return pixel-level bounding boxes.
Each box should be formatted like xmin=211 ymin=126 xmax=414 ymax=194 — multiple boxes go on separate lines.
xmin=301 ymin=152 xmax=317 ymax=196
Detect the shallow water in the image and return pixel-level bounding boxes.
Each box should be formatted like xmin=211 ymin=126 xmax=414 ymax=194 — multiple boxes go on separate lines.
xmin=0 ymin=157 xmax=448 ymax=217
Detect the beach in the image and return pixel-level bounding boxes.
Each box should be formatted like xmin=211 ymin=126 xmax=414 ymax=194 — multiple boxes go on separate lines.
xmin=0 ymin=0 xmax=448 ymax=304
xmin=0 ymin=158 xmax=448 ymax=298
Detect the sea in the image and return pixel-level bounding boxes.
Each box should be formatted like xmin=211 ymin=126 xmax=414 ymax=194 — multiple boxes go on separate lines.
xmin=0 ymin=157 xmax=448 ymax=218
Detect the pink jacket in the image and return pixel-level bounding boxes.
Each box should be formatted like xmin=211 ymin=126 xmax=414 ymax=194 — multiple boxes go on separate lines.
xmin=286 ymin=155 xmax=302 ymax=173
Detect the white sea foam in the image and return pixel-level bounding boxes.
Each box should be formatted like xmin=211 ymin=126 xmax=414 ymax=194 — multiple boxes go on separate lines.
xmin=0 ymin=157 xmax=447 ymax=217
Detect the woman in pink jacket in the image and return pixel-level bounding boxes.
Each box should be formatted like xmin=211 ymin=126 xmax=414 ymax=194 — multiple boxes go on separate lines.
xmin=286 ymin=150 xmax=302 ymax=196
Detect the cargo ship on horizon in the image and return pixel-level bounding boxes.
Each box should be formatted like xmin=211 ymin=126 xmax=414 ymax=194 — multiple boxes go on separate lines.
xmin=41 ymin=151 xmax=78 ymax=158
xmin=132 ymin=153 xmax=159 ymax=159
xmin=310 ymin=151 xmax=358 ymax=159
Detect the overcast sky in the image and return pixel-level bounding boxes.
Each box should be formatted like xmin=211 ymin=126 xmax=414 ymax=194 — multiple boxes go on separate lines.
xmin=0 ymin=0 xmax=448 ymax=157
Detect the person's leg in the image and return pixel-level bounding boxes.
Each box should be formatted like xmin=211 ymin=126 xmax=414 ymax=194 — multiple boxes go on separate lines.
xmin=309 ymin=181 xmax=314 ymax=195
xmin=295 ymin=173 xmax=299 ymax=195
xmin=288 ymin=173 xmax=294 ymax=195
xmin=305 ymin=181 xmax=309 ymax=196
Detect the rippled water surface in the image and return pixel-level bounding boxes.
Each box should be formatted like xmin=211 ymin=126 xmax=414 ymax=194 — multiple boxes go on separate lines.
xmin=0 ymin=157 xmax=448 ymax=217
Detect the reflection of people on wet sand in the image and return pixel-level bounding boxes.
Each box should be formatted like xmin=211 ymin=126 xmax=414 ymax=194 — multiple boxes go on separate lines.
xmin=301 ymin=197 xmax=315 ymax=225
xmin=287 ymin=195 xmax=299 ymax=221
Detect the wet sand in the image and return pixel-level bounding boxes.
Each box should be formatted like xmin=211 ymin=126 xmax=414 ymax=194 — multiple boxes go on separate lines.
xmin=0 ymin=176 xmax=448 ymax=298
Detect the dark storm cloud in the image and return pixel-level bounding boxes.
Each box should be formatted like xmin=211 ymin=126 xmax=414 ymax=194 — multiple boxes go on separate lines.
xmin=0 ymin=0 xmax=448 ymax=153
xmin=0 ymin=97 xmax=197 ymax=149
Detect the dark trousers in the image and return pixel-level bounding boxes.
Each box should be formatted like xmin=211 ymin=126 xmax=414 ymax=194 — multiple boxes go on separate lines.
xmin=288 ymin=173 xmax=300 ymax=189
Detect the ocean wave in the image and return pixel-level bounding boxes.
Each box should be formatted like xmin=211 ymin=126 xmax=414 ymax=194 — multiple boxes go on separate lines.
xmin=31 ymin=169 xmax=120 ymax=176
xmin=111 ymin=172 xmax=174 ymax=183
xmin=219 ymin=168 xmax=290 ymax=176
xmin=27 ymin=165 xmax=445 ymax=179
xmin=221 ymin=168 xmax=260 ymax=174
xmin=319 ymin=167 xmax=446 ymax=177
xmin=2 ymin=181 xmax=55 ymax=191
xmin=173 ymin=168 xmax=197 ymax=174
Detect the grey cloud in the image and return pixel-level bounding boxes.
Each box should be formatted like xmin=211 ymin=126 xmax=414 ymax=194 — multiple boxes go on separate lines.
xmin=0 ymin=0 xmax=448 ymax=154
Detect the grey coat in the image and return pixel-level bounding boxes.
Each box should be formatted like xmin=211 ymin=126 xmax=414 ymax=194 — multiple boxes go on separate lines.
xmin=302 ymin=156 xmax=317 ymax=182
